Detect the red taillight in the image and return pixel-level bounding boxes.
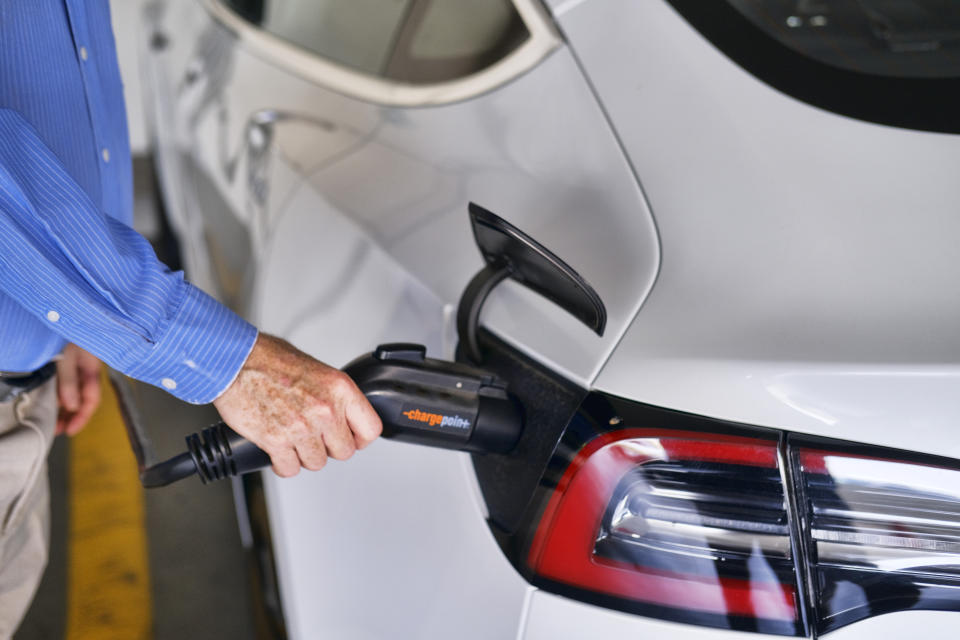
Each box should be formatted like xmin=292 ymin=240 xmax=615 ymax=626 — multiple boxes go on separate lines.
xmin=527 ymin=429 xmax=803 ymax=635
xmin=518 ymin=398 xmax=960 ymax=637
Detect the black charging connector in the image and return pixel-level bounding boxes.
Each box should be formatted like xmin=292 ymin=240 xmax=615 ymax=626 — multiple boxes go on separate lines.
xmin=140 ymin=423 xmax=271 ymax=488
xmin=137 ymin=343 xmax=524 ymax=487
xmin=346 ymin=343 xmax=523 ymax=453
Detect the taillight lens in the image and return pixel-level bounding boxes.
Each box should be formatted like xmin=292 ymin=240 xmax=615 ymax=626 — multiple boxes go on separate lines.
xmin=527 ymin=430 xmax=803 ymax=636
xmin=517 ymin=395 xmax=960 ymax=637
xmin=796 ymin=446 xmax=960 ymax=634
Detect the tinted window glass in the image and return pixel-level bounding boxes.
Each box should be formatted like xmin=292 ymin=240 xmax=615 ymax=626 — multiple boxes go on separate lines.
xmin=222 ymin=0 xmax=529 ymax=84
xmin=727 ymin=0 xmax=960 ymax=78
xmin=667 ymin=0 xmax=960 ymax=133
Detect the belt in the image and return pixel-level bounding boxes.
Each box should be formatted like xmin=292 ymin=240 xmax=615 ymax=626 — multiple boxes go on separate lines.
xmin=0 ymin=362 xmax=57 ymax=403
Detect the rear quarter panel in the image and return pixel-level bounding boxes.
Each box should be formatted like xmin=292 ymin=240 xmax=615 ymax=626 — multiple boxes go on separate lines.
xmin=143 ymin=1 xmax=661 ymax=637
xmin=551 ymin=0 xmax=960 ymax=461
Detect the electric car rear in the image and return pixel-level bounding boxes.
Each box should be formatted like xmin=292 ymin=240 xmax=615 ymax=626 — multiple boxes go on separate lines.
xmin=141 ymin=0 xmax=960 ymax=637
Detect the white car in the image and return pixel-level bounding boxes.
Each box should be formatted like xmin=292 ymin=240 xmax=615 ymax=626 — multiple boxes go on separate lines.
xmin=141 ymin=0 xmax=960 ymax=638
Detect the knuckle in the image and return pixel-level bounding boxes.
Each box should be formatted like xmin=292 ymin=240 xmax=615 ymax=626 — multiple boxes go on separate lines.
xmin=356 ymin=420 xmax=383 ymax=448
xmin=329 ymin=372 xmax=353 ymax=395
xmin=261 ymin=432 xmax=287 ymax=452
xmin=355 ymin=433 xmax=374 ymax=449
xmin=287 ymin=420 xmax=310 ymax=441
xmin=263 ymin=431 xmax=294 ymax=453
xmin=303 ymin=456 xmax=327 ymax=472
xmin=299 ymin=439 xmax=328 ymax=471
xmin=272 ymin=463 xmax=299 ymax=478
xmin=328 ymin=441 xmax=356 ymax=461
xmin=310 ymin=402 xmax=334 ymax=423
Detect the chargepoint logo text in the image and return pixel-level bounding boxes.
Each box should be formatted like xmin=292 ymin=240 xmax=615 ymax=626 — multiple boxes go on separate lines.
xmin=402 ymin=408 xmax=471 ymax=430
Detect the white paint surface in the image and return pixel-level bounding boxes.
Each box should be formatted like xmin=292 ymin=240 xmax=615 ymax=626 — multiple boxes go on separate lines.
xmin=111 ymin=0 xmax=150 ymax=154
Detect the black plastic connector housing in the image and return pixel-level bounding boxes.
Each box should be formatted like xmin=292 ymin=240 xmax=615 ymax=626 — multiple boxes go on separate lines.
xmin=344 ymin=343 xmax=523 ymax=454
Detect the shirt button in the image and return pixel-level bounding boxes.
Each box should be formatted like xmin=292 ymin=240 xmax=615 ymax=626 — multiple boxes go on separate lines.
xmin=46 ymin=310 xmax=61 ymax=323
xmin=80 ymin=46 xmax=89 ymax=61
xmin=101 ymin=148 xmax=110 ymax=163
xmin=161 ymin=378 xmax=178 ymax=390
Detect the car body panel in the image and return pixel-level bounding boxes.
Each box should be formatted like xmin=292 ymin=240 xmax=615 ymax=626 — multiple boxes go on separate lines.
xmin=145 ymin=1 xmax=660 ymax=386
xmin=143 ymin=1 xmax=660 ymax=638
xmin=244 ymin=43 xmax=659 ymax=638
xmin=555 ymin=0 xmax=960 ymax=459
xmin=252 ymin=178 xmax=532 ymax=639
xmin=262 ymin=446 xmax=529 ymax=640
xmin=521 ymin=591 xmax=960 ymax=640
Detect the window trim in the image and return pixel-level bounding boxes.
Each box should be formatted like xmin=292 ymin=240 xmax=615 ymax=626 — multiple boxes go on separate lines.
xmin=204 ymin=0 xmax=562 ymax=107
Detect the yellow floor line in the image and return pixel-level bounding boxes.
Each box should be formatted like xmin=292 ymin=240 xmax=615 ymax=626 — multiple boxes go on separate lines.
xmin=65 ymin=371 xmax=152 ymax=640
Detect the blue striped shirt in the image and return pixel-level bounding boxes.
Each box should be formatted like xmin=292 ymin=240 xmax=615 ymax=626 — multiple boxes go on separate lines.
xmin=0 ymin=0 xmax=257 ymax=404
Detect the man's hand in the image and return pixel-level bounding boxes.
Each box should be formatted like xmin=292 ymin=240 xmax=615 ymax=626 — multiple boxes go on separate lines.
xmin=213 ymin=333 xmax=382 ymax=477
xmin=56 ymin=343 xmax=102 ymax=436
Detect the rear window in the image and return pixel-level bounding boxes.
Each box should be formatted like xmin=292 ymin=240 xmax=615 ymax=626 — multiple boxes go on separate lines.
xmin=728 ymin=0 xmax=960 ymax=78
xmin=667 ymin=0 xmax=960 ymax=133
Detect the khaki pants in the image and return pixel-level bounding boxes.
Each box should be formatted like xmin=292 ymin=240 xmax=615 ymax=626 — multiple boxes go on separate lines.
xmin=0 ymin=378 xmax=56 ymax=639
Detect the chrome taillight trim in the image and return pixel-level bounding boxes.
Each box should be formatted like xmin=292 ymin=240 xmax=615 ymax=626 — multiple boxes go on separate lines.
xmin=780 ymin=437 xmax=815 ymax=637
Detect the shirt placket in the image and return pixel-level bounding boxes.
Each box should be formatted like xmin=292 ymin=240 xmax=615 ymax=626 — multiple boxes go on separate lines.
xmin=62 ymin=0 xmax=115 ymax=212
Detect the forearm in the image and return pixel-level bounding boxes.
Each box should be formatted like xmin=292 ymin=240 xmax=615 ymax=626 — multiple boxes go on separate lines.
xmin=0 ymin=108 xmax=255 ymax=403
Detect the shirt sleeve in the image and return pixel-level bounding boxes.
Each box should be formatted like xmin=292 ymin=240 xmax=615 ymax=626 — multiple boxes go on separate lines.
xmin=0 ymin=108 xmax=258 ymax=404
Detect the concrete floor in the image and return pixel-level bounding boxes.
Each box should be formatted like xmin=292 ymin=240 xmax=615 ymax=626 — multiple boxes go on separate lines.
xmin=14 ymin=158 xmax=259 ymax=640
